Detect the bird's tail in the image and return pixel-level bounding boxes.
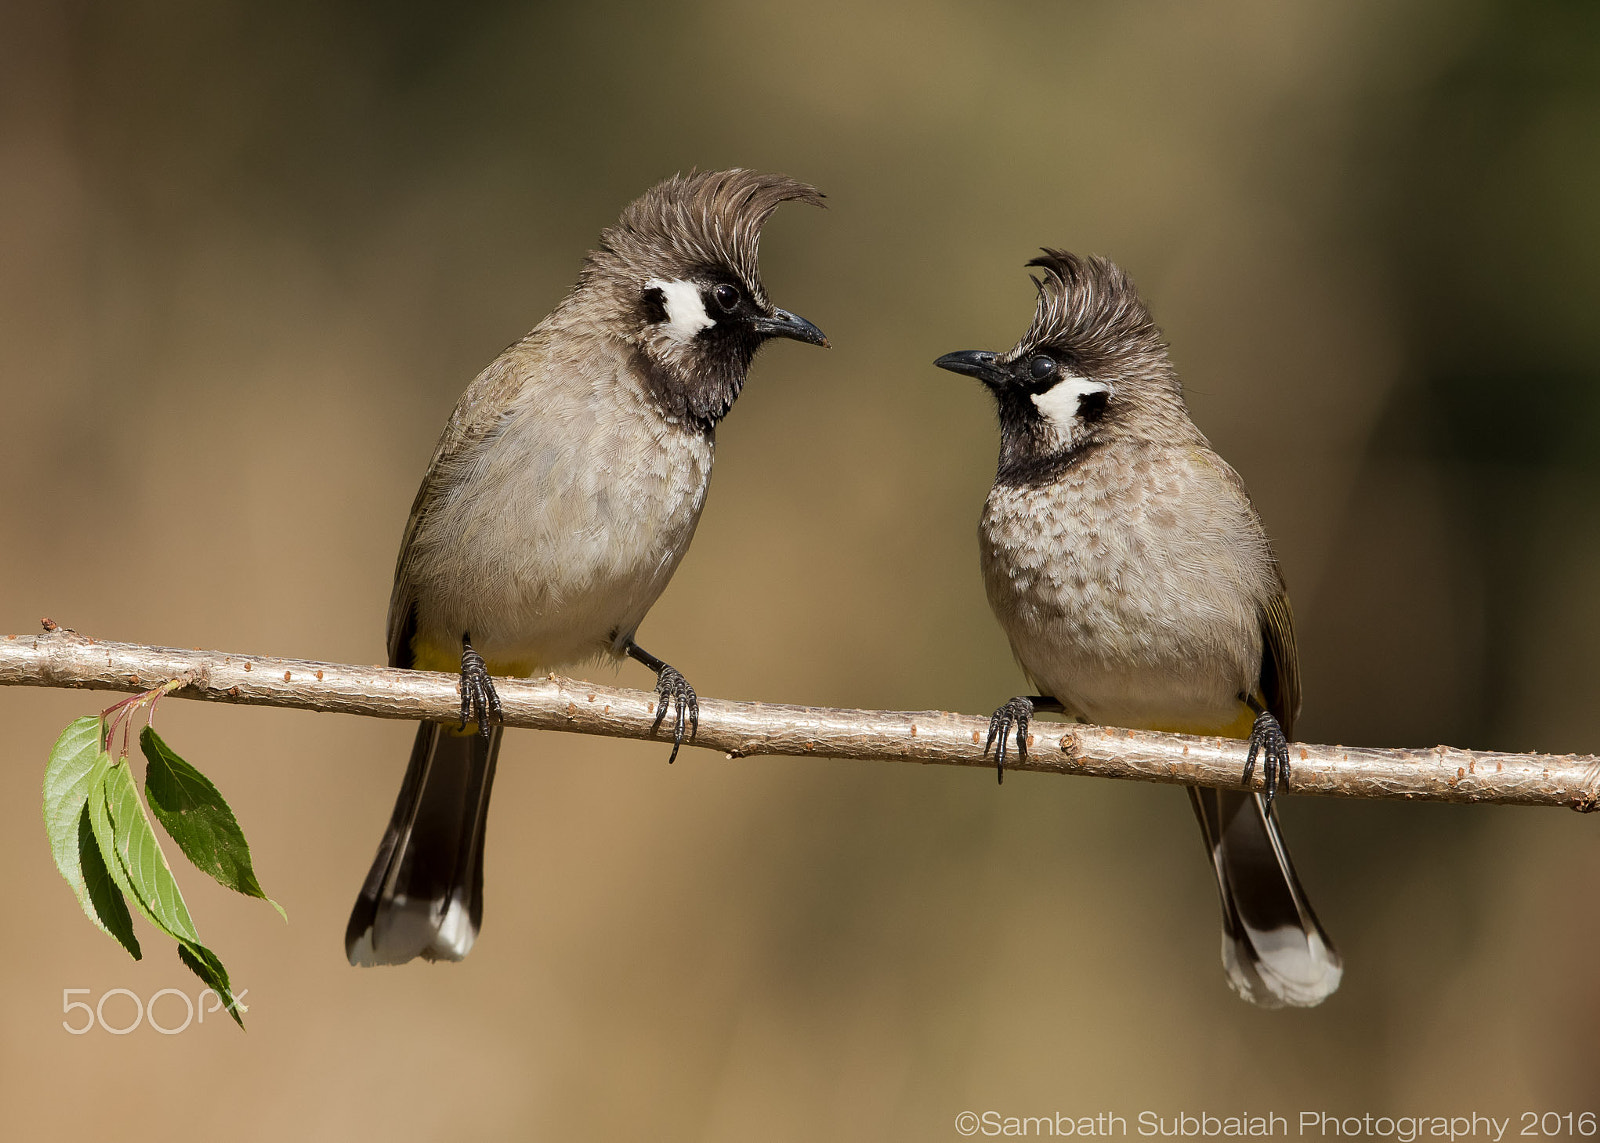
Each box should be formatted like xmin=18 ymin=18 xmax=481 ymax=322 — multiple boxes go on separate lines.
xmin=346 ymin=721 xmax=500 ymax=966
xmin=1188 ymin=787 xmax=1342 ymax=1007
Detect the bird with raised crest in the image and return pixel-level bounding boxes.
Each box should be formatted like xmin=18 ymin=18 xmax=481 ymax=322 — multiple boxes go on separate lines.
xmin=935 ymin=250 xmax=1341 ymax=1007
xmin=346 ymin=169 xmax=828 ymax=966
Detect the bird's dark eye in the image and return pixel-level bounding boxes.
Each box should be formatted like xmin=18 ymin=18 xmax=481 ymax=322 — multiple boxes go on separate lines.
xmin=713 ymin=283 xmax=740 ymax=313
xmin=1028 ymin=355 xmax=1057 ymax=382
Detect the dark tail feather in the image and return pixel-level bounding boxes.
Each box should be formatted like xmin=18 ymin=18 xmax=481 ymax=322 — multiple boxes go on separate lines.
xmin=346 ymin=722 xmax=500 ymax=966
xmin=1188 ymin=787 xmax=1342 ymax=1007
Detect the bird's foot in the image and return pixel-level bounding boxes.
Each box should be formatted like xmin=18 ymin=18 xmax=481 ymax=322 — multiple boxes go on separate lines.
xmin=458 ymin=638 xmax=502 ymax=739
xmin=1244 ymin=709 xmax=1291 ymax=808
xmin=651 ymin=664 xmax=699 ymax=764
xmin=984 ymin=696 xmax=1036 ymax=784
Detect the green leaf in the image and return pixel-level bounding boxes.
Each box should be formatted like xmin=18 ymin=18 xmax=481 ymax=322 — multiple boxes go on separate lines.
xmin=42 ymin=719 xmax=139 ymax=958
xmin=96 ymin=757 xmax=200 ymax=941
xmin=177 ymin=942 xmax=245 ymax=1029
xmin=78 ymin=806 xmax=140 ymax=959
xmin=42 ymin=718 xmax=99 ymax=888
xmin=87 ymin=751 xmax=177 ymax=937
xmin=141 ymin=727 xmax=285 ymax=921
xmin=88 ymin=755 xmax=249 ymax=1027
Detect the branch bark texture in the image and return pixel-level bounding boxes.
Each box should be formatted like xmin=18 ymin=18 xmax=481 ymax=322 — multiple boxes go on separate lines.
xmin=4 ymin=628 xmax=1597 ymax=811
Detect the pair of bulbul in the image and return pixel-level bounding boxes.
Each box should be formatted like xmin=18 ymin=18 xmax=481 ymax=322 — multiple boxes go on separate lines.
xmin=347 ymin=168 xmax=1342 ymax=1008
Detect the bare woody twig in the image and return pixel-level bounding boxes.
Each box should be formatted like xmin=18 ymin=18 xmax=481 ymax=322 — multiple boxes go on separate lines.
xmin=3 ymin=627 xmax=1597 ymax=811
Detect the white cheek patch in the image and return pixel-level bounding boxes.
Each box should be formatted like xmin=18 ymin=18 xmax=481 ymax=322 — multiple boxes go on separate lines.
xmin=646 ymin=278 xmax=715 ymax=343
xmin=1031 ymin=375 xmax=1111 ymax=428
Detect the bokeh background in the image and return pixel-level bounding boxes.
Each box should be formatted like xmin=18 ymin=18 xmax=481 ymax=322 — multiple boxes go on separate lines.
xmin=4 ymin=0 xmax=1600 ymax=1137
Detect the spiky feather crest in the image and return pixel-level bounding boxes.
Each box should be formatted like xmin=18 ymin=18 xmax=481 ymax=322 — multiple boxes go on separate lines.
xmin=1017 ymin=250 xmax=1170 ymax=382
xmin=586 ymin=169 xmax=824 ymax=308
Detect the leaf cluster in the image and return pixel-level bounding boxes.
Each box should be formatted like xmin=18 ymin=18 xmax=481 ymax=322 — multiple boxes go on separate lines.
xmin=41 ymin=714 xmax=284 ymax=1030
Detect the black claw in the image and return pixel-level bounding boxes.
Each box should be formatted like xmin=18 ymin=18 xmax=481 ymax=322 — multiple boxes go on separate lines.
xmin=1244 ymin=709 xmax=1291 ymax=809
xmin=650 ymin=664 xmax=698 ymax=764
xmin=459 ymin=639 xmax=501 ymax=740
xmin=983 ymin=696 xmax=1035 ymax=784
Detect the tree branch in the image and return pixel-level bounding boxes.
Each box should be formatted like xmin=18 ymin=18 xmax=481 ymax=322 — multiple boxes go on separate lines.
xmin=4 ymin=627 xmax=1597 ymax=811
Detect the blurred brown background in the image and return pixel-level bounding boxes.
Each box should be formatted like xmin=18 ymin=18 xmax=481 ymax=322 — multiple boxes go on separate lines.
xmin=4 ymin=0 xmax=1600 ymax=1138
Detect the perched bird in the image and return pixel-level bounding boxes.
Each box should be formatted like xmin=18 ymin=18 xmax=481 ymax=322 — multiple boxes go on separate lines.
xmin=347 ymin=169 xmax=827 ymax=966
xmin=935 ymin=251 xmax=1341 ymax=1007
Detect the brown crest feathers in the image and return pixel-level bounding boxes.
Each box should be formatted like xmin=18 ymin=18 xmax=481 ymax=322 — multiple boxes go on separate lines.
xmin=591 ymin=169 xmax=824 ymax=307
xmin=1021 ymin=249 xmax=1167 ymax=374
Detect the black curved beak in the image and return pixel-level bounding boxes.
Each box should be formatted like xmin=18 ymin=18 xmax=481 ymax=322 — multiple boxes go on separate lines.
xmin=751 ymin=308 xmax=829 ymax=348
xmin=934 ymin=349 xmax=1007 ymax=387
